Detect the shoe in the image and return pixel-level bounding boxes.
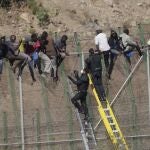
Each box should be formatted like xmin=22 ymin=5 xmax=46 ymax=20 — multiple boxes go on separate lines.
xmin=78 ymin=107 xmax=84 ymax=114
xmin=101 ymin=96 xmax=106 ymax=102
xmin=39 ymin=70 xmax=43 ymax=75
xmin=33 ymin=78 xmax=36 ymax=82
xmin=53 ymin=76 xmax=58 ymax=82
xmin=41 ymin=74 xmax=46 ymax=78
xmin=84 ymin=115 xmax=90 ymax=121
xmin=12 ymin=67 xmax=16 ymax=73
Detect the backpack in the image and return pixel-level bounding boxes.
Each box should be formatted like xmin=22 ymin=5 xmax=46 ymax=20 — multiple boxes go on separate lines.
xmin=32 ymin=51 xmax=39 ymax=61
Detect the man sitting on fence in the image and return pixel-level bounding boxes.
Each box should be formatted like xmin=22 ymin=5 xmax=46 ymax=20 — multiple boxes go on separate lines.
xmin=120 ymin=28 xmax=143 ymax=65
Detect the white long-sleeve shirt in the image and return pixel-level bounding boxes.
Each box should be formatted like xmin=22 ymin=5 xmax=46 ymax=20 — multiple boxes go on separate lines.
xmin=95 ymin=33 xmax=110 ymax=52
xmin=120 ymin=33 xmax=137 ymax=47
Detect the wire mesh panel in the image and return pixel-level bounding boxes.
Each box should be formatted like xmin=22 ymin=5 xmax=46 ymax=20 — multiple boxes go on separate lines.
xmin=0 ymin=24 xmax=149 ymax=150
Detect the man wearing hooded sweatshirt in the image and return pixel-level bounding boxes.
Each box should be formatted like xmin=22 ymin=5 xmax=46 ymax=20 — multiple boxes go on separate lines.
xmin=68 ymin=69 xmax=89 ymax=120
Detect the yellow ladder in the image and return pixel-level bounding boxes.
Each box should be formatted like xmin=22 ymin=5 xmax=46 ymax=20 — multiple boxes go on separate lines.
xmin=88 ymin=74 xmax=129 ymax=150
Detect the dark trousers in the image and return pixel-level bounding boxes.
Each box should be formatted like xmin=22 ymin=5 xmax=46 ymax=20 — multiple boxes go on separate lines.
xmin=0 ymin=59 xmax=3 ymax=74
xmin=91 ymin=71 xmax=106 ymax=101
xmin=71 ymin=91 xmax=88 ymax=116
xmin=103 ymin=50 xmax=110 ymax=72
xmin=18 ymin=59 xmax=36 ymax=81
xmin=108 ymin=53 xmax=117 ymax=78
xmin=56 ymin=55 xmax=64 ymax=67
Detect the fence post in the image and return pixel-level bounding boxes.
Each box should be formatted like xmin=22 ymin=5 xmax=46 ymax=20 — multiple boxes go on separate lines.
xmin=3 ymin=112 xmax=8 ymax=150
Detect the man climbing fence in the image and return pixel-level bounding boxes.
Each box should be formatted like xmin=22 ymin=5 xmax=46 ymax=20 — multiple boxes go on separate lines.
xmin=68 ymin=69 xmax=89 ymax=120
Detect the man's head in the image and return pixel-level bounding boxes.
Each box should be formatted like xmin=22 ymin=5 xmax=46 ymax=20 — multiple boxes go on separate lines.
xmin=111 ymin=30 xmax=118 ymax=39
xmin=10 ymin=35 xmax=16 ymax=43
xmin=89 ymin=48 xmax=94 ymax=55
xmin=123 ymin=28 xmax=129 ymax=35
xmin=31 ymin=33 xmax=38 ymax=42
xmin=147 ymin=39 xmax=150 ymax=46
xmin=0 ymin=36 xmax=6 ymax=44
xmin=61 ymin=35 xmax=68 ymax=43
xmin=96 ymin=29 xmax=102 ymax=35
xmin=41 ymin=31 xmax=48 ymax=39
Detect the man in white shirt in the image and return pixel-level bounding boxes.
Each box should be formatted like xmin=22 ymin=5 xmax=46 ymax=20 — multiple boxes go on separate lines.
xmin=95 ymin=29 xmax=110 ymax=71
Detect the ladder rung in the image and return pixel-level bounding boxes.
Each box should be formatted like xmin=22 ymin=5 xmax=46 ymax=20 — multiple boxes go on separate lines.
xmin=113 ymin=130 xmax=119 ymax=133
xmin=116 ymin=137 xmax=122 ymax=140
xmin=106 ymin=115 xmax=112 ymax=118
xmin=104 ymin=108 xmax=109 ymax=111
xmin=110 ymin=123 xmax=115 ymax=126
xmin=84 ymin=128 xmax=92 ymax=130
xmin=87 ymin=135 xmax=93 ymax=138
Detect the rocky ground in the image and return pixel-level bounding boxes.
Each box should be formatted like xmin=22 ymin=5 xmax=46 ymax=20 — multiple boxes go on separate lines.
xmin=0 ymin=0 xmax=149 ymax=36
xmin=0 ymin=1 xmax=150 ymax=149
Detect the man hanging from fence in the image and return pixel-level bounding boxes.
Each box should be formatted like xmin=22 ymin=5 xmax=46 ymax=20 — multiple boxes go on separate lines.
xmin=68 ymin=68 xmax=89 ymax=120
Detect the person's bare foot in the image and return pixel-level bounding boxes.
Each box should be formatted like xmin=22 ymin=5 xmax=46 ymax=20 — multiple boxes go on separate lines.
xmin=12 ymin=67 xmax=16 ymax=73
xmin=31 ymin=79 xmax=36 ymax=85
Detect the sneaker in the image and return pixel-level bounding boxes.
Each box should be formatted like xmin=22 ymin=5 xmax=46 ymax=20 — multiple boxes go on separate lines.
xmin=101 ymin=96 xmax=106 ymax=102
xmin=41 ymin=74 xmax=46 ymax=78
xmin=12 ymin=67 xmax=16 ymax=73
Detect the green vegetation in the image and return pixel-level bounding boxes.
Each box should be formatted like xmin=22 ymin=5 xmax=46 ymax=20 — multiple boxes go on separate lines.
xmin=27 ymin=0 xmax=49 ymax=26
xmin=0 ymin=0 xmax=49 ymax=26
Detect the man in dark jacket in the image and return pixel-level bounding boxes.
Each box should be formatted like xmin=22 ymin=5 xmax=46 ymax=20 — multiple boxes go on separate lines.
xmin=108 ymin=30 xmax=122 ymax=79
xmin=85 ymin=49 xmax=106 ymax=101
xmin=68 ymin=68 xmax=89 ymax=119
xmin=0 ymin=36 xmax=9 ymax=80
xmin=54 ymin=35 xmax=68 ymax=67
